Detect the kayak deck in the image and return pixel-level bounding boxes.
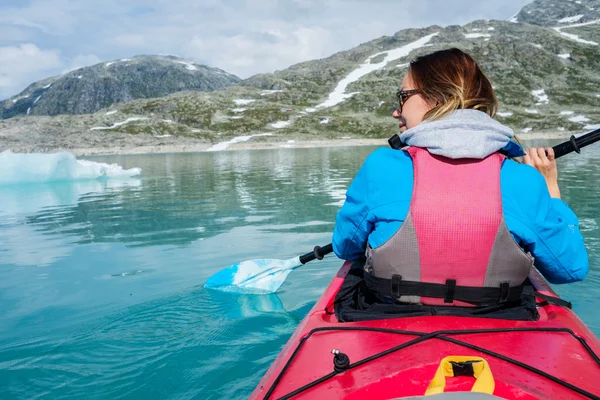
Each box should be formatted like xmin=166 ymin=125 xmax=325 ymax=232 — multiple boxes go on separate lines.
xmin=251 ymin=262 xmax=600 ymax=399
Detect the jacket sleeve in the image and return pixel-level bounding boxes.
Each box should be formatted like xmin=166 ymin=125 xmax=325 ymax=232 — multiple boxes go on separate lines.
xmin=332 ymin=156 xmax=374 ymax=261
xmin=502 ymin=163 xmax=589 ymax=284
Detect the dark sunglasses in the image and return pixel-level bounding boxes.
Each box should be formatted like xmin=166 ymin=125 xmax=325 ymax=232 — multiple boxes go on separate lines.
xmin=396 ymin=89 xmax=421 ymax=112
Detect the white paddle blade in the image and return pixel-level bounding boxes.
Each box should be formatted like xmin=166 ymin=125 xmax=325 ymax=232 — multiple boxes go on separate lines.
xmin=204 ymin=256 xmax=301 ymax=293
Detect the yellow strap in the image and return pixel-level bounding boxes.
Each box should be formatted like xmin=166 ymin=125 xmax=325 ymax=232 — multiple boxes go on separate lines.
xmin=425 ymin=356 xmax=495 ymax=396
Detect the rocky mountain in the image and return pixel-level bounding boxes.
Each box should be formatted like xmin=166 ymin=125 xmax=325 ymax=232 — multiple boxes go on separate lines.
xmin=0 ymin=55 xmax=240 ymax=119
xmin=514 ymin=0 xmax=600 ymax=26
xmin=1 ymin=0 xmax=599 ymax=151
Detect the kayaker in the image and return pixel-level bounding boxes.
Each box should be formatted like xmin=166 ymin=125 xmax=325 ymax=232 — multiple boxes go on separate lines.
xmin=332 ymin=48 xmax=589 ymax=307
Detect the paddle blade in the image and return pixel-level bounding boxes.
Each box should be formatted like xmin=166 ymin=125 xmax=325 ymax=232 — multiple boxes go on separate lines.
xmin=204 ymin=256 xmax=301 ymax=294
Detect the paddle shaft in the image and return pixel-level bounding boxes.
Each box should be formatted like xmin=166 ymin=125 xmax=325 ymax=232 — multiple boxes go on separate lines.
xmin=300 ymin=129 xmax=600 ymax=265
xmin=551 ymin=127 xmax=600 ymax=158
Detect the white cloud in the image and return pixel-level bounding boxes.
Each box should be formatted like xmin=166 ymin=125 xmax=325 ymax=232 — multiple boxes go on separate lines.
xmin=0 ymin=0 xmax=535 ymax=99
xmin=185 ymin=26 xmax=334 ymax=77
xmin=64 ymin=54 xmax=102 ymax=73
xmin=0 ymin=43 xmax=62 ymax=96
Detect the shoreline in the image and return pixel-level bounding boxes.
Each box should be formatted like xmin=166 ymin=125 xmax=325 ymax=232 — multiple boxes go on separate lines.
xmin=1 ymin=131 xmax=579 ymax=157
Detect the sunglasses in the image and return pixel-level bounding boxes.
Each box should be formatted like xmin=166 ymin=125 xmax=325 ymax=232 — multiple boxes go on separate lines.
xmin=396 ymin=89 xmax=421 ymax=113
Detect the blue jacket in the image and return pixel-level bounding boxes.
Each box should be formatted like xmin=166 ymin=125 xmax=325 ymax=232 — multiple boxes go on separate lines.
xmin=332 ymin=111 xmax=589 ymax=284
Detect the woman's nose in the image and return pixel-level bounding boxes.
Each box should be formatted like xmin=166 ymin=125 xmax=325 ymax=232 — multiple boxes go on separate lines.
xmin=392 ymin=108 xmax=401 ymax=118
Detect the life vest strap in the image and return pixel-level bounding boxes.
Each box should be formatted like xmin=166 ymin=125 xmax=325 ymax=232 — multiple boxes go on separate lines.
xmin=365 ymin=273 xmax=523 ymax=306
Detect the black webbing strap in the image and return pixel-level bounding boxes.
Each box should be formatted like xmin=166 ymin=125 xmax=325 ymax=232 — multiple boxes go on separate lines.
xmin=365 ymin=273 xmax=524 ymax=306
xmin=535 ymin=291 xmax=573 ymax=309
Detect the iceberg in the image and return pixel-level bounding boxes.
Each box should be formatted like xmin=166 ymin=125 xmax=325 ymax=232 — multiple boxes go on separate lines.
xmin=0 ymin=151 xmax=141 ymax=185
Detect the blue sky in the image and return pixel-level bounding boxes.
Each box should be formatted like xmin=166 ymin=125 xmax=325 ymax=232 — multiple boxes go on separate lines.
xmin=0 ymin=0 xmax=533 ymax=100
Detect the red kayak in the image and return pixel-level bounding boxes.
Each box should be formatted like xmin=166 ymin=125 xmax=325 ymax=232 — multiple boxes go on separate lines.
xmin=251 ymin=262 xmax=600 ymax=399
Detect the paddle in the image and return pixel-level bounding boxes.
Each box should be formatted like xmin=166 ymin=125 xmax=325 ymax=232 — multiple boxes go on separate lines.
xmin=204 ymin=244 xmax=333 ymax=293
xmin=205 ymin=127 xmax=600 ymax=294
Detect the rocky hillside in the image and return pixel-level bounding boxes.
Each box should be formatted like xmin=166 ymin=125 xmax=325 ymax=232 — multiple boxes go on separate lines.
xmin=1 ymin=0 xmax=599 ymax=151
xmin=0 ymin=55 xmax=240 ymax=119
xmin=514 ymin=0 xmax=600 ymax=26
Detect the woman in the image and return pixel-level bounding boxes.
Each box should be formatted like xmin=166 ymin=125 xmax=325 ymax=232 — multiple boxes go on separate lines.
xmin=332 ymin=48 xmax=588 ymax=307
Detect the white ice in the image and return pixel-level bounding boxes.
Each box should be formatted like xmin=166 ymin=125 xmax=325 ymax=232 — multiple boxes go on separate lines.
xmin=230 ymin=116 xmax=244 ymax=119
xmin=162 ymin=119 xmax=174 ymax=124
xmin=521 ymin=127 xmax=533 ymax=133
xmin=497 ymin=111 xmax=513 ymax=117
xmin=525 ymin=109 xmax=539 ymax=114
xmin=27 ymin=107 xmax=31 ymax=115
xmin=156 ymin=134 xmax=172 ymax=138
xmin=232 ymin=108 xmax=246 ymax=113
xmin=584 ymin=124 xmax=600 ymax=130
xmin=206 ymin=133 xmax=273 ymax=152
xmin=43 ymin=83 xmax=52 ymax=89
xmin=270 ymin=120 xmax=291 ymax=129
xmin=233 ymin=99 xmax=256 ymax=105
xmin=561 ymin=111 xmax=575 ymax=115
xmin=314 ymin=33 xmax=439 ymax=110
xmin=90 ymin=117 xmax=148 ymax=130
xmin=305 ymin=108 xmax=317 ymax=113
xmin=569 ymin=115 xmax=590 ymax=123
xmin=33 ymin=95 xmax=41 ymax=104
xmin=106 ymin=62 xmax=115 ymax=67
xmin=558 ymin=15 xmax=584 ymax=23
xmin=558 ymin=53 xmax=571 ymax=59
xmin=176 ymin=61 xmax=198 ymax=71
xmin=0 ymin=150 xmax=141 ymax=185
xmin=553 ymin=20 xmax=600 ymax=45
xmin=260 ymin=90 xmax=283 ymax=96
xmin=319 ymin=118 xmax=329 ymax=124
xmin=465 ymin=33 xmax=491 ymax=39
xmin=488 ymin=27 xmax=495 ymax=31
xmin=532 ymin=89 xmax=549 ymax=104
xmin=106 ymin=110 xmax=118 ymax=115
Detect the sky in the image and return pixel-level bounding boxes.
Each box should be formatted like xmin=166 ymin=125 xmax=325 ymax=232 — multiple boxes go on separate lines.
xmin=0 ymin=0 xmax=533 ymax=100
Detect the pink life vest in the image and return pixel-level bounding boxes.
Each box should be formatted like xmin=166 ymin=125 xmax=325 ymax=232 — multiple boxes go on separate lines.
xmin=364 ymin=147 xmax=533 ymax=307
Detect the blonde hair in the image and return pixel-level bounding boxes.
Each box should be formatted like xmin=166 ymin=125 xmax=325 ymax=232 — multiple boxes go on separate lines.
xmin=408 ymin=48 xmax=498 ymax=121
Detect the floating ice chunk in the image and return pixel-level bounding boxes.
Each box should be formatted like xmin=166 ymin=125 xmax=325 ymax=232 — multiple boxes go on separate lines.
xmin=156 ymin=134 xmax=172 ymax=138
xmin=560 ymin=111 xmax=574 ymax=115
xmin=521 ymin=128 xmax=533 ymax=133
xmin=230 ymin=116 xmax=244 ymax=119
xmin=558 ymin=53 xmax=571 ymax=59
xmin=0 ymin=150 xmax=141 ymax=185
xmin=232 ymin=108 xmax=246 ymax=113
xmin=287 ymin=140 xmax=295 ymax=143
xmin=569 ymin=115 xmax=590 ymax=123
xmin=162 ymin=119 xmax=174 ymax=124
xmin=233 ymin=99 xmax=255 ymax=105
xmin=206 ymin=133 xmax=273 ymax=151
xmin=488 ymin=27 xmax=495 ymax=31
xmin=106 ymin=110 xmax=118 ymax=115
xmin=319 ymin=118 xmax=329 ymax=124
xmin=497 ymin=112 xmax=513 ymax=117
xmin=525 ymin=109 xmax=539 ymax=114
xmin=305 ymin=108 xmax=317 ymax=113
xmin=90 ymin=117 xmax=148 ymax=130
xmin=271 ymin=120 xmax=291 ymax=129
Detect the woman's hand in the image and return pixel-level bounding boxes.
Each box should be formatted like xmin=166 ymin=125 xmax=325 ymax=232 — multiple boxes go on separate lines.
xmin=523 ymin=147 xmax=561 ymax=199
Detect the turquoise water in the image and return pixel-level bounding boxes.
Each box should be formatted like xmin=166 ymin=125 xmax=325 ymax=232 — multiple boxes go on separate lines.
xmin=1 ymin=144 xmax=599 ymax=399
